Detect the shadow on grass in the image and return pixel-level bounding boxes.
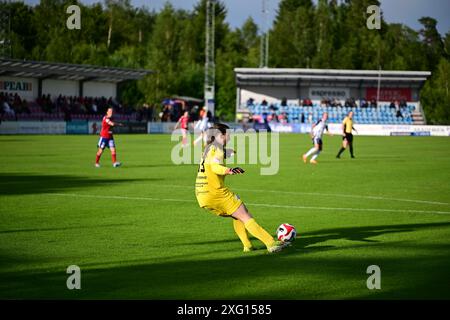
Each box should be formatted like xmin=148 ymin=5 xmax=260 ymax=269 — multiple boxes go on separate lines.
xmin=0 ymin=173 xmax=164 ymax=195
xmin=122 ymin=163 xmax=182 ymax=169
xmin=0 ymin=223 xmax=134 ymax=235
xmin=1 ymin=221 xmax=449 ymax=299
xmin=297 ymin=223 xmax=427 ymax=247
xmin=183 ymin=222 xmax=450 ymax=250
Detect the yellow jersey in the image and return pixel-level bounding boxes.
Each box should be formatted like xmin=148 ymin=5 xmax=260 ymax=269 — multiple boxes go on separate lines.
xmin=195 ymin=143 xmax=243 ymax=216
xmin=342 ymin=117 xmax=353 ymax=134
xmin=195 ymin=143 xmax=229 ymax=198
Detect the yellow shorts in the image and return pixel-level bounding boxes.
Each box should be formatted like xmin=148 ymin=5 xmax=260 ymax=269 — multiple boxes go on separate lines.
xmin=196 ymin=190 xmax=243 ymax=217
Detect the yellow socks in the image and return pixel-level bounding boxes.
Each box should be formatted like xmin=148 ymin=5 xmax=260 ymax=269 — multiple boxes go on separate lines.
xmin=233 ymin=219 xmax=252 ymax=249
xmin=244 ymin=218 xmax=275 ymax=249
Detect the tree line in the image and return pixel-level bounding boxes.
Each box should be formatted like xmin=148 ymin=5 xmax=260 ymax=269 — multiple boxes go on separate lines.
xmin=1 ymin=0 xmax=449 ymax=123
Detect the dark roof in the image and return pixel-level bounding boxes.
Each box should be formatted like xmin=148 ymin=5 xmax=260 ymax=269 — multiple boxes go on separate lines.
xmin=235 ymin=68 xmax=431 ymax=87
xmin=0 ymin=58 xmax=153 ymax=83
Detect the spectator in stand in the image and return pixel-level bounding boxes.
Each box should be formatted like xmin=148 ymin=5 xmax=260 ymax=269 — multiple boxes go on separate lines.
xmin=2 ymin=92 xmax=136 ymax=122
xmin=332 ymin=98 xmax=342 ymax=107
xmin=396 ymin=108 xmax=404 ymax=119
xmin=190 ymin=105 xmax=199 ymax=122
xmin=279 ymin=112 xmax=287 ymax=123
xmin=344 ymin=98 xmax=352 ymax=108
xmin=246 ymin=97 xmax=254 ymax=107
xmin=370 ymin=99 xmax=377 ymax=108
xmin=92 ymin=122 xmax=98 ymax=134
xmin=301 ymin=113 xmax=305 ymax=123
xmin=161 ymin=105 xmax=171 ymax=122
xmin=272 ymin=111 xmax=279 ymax=122
xmin=2 ymin=97 xmax=16 ymax=119
xmin=360 ymin=98 xmax=368 ymax=108
xmin=261 ymin=99 xmax=268 ymax=106
xmin=399 ymin=99 xmax=408 ymax=111
xmin=281 ymin=97 xmax=287 ymax=107
xmin=389 ymin=100 xmax=396 ymax=109
xmin=345 ymin=97 xmax=357 ymax=108
xmin=304 ymin=98 xmax=313 ymax=107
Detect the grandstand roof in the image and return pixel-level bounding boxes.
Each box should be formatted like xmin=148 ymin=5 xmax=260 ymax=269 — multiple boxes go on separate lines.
xmin=234 ymin=68 xmax=431 ymax=86
xmin=0 ymin=58 xmax=153 ymax=83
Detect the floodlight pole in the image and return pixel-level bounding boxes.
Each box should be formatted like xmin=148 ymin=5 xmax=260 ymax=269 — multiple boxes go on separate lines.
xmin=377 ymin=65 xmax=381 ymax=103
xmin=204 ymin=0 xmax=215 ymax=115
xmin=259 ymin=0 xmax=269 ymax=68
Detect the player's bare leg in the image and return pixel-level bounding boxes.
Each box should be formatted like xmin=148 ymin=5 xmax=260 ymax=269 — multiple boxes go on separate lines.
xmin=303 ymin=146 xmax=319 ymax=163
xmin=182 ymin=130 xmax=188 ymax=147
xmin=95 ymin=148 xmax=103 ymax=167
xmin=193 ymin=132 xmax=204 ymax=146
xmin=110 ymin=147 xmax=121 ymax=167
xmin=310 ymin=143 xmax=321 ymax=164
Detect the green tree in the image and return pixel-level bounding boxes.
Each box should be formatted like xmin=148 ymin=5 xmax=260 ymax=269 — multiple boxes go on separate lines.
xmin=270 ymin=0 xmax=316 ymax=67
xmin=421 ymin=58 xmax=450 ymax=124
xmin=419 ymin=17 xmax=444 ymax=71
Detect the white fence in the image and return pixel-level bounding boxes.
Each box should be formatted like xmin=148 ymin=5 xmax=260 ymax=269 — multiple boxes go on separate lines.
xmin=1 ymin=121 xmax=449 ymax=136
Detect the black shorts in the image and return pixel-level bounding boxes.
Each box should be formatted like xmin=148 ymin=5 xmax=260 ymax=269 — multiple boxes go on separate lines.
xmin=343 ymin=133 xmax=353 ymax=142
xmin=312 ymin=137 xmax=323 ymax=151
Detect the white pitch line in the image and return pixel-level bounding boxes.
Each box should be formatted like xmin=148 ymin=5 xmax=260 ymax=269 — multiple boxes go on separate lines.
xmin=49 ymin=193 xmax=195 ymax=203
xmin=235 ymin=188 xmax=450 ymax=206
xmin=48 ymin=193 xmax=450 ymax=215
xmin=246 ymin=202 xmax=450 ymax=215
xmin=11 ymin=181 xmax=450 ymax=206
xmin=136 ymin=184 xmax=450 ymax=206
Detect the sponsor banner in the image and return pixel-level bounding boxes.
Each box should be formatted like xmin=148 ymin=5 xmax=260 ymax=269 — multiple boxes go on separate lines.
xmin=147 ymin=122 xmax=247 ymax=134
xmin=411 ymin=131 xmax=431 ymax=136
xmin=66 ymin=120 xmax=88 ymax=134
xmin=88 ymin=121 xmax=102 ymax=135
xmin=366 ymin=88 xmax=412 ymax=102
xmin=327 ymin=124 xmax=449 ymax=136
xmin=390 ymin=132 xmax=412 ymax=136
xmin=0 ymin=80 xmax=33 ymax=92
xmin=89 ymin=121 xmax=147 ymax=134
xmin=0 ymin=121 xmax=19 ymax=134
xmin=18 ymin=121 xmax=66 ymax=134
xmin=148 ymin=122 xmax=177 ymax=134
xmin=268 ymin=123 xmax=311 ymax=133
xmin=0 ymin=121 xmax=66 ymax=134
xmin=114 ymin=122 xmax=147 ymax=134
xmin=0 ymin=77 xmax=38 ymax=100
xmin=309 ymin=87 xmax=349 ymax=100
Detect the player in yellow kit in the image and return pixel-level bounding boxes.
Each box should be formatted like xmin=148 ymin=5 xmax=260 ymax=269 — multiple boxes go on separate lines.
xmin=336 ymin=111 xmax=357 ymax=158
xmin=195 ymin=123 xmax=289 ymax=253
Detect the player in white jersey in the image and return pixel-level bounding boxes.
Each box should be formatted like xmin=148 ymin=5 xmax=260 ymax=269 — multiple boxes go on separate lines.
xmin=302 ymin=112 xmax=331 ymax=164
xmin=193 ymin=108 xmax=211 ymax=146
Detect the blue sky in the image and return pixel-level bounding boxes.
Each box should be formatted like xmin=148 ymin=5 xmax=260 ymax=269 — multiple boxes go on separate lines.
xmin=23 ymin=0 xmax=450 ymax=35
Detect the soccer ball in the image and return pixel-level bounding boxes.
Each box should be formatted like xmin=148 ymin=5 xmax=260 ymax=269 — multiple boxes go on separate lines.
xmin=277 ymin=223 xmax=297 ymax=242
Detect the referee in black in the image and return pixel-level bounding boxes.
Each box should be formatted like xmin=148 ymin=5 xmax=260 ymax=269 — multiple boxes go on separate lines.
xmin=336 ymin=111 xmax=357 ymax=158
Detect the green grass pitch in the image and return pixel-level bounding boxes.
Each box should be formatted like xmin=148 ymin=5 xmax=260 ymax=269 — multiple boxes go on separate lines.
xmin=0 ymin=133 xmax=449 ymax=299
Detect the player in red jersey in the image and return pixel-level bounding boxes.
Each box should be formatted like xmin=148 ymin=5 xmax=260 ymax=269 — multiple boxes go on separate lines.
xmin=95 ymin=107 xmax=123 ymax=168
xmin=174 ymin=111 xmax=190 ymax=147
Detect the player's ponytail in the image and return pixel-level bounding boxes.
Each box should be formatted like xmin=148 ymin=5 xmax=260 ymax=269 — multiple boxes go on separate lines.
xmin=205 ymin=123 xmax=229 ymax=146
xmin=203 ymin=123 xmax=230 ymax=158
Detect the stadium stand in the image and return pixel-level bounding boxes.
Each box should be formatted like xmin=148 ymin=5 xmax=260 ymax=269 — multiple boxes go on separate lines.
xmin=244 ymin=100 xmax=417 ymax=125
xmin=234 ymin=68 xmax=431 ymax=125
xmin=1 ymin=92 xmax=138 ymax=122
